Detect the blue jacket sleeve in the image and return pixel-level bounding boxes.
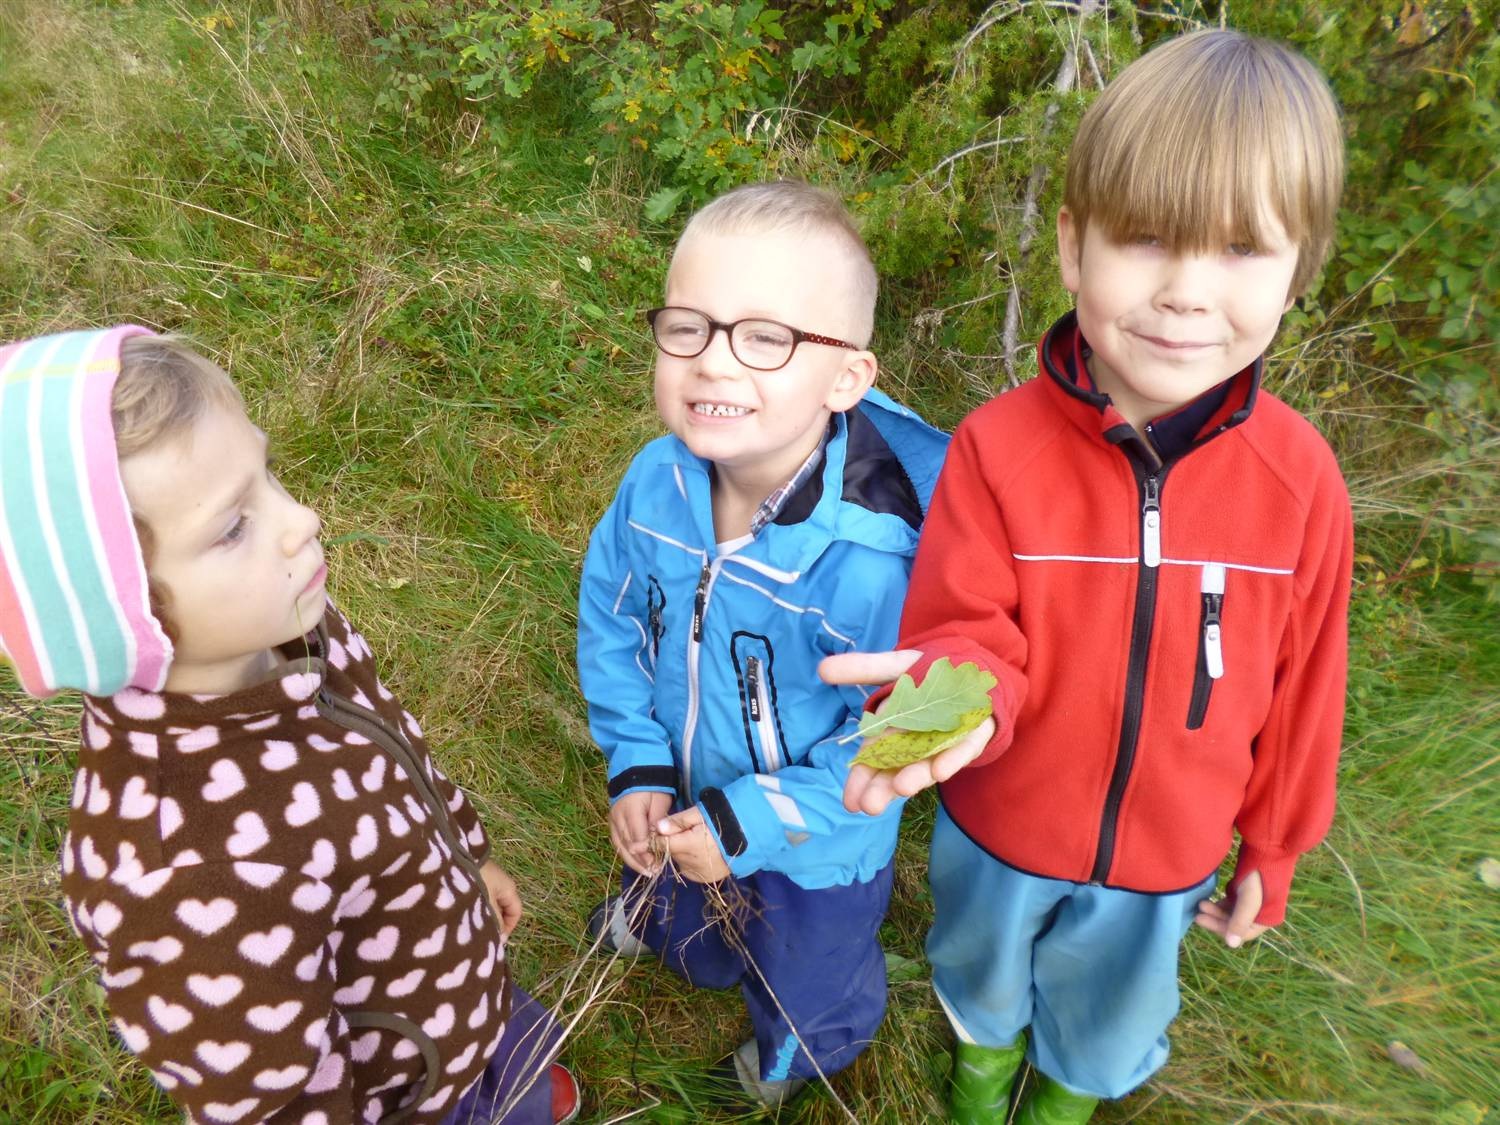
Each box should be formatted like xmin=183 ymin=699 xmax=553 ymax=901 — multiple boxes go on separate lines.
xmin=577 ymin=488 xmax=680 ymax=803
xmin=701 ymin=547 xmax=908 ymax=881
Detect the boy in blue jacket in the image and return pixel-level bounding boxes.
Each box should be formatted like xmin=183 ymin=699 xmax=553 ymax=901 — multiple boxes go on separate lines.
xmin=577 ymin=180 xmax=948 ymax=1105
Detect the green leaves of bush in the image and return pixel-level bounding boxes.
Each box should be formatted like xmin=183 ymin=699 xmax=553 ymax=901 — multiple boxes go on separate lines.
xmin=370 ymin=0 xmax=894 ymax=212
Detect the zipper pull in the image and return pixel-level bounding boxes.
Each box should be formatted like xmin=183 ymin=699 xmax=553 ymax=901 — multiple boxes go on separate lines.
xmin=746 ymin=657 xmax=762 ymax=721
xmin=1200 ymin=563 xmax=1226 ymax=679
xmin=691 ymin=562 xmax=711 ymax=642
xmin=1203 ymin=596 xmax=1224 ymax=679
xmin=1141 ymin=475 xmax=1161 ymax=568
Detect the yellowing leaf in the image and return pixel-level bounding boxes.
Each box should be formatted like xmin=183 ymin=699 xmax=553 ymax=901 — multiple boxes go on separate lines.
xmin=855 ymin=658 xmax=997 ymax=741
xmin=853 ymin=706 xmax=990 ymax=769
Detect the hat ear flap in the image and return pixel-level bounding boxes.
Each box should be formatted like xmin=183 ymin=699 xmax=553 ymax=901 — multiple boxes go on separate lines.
xmin=0 ymin=325 xmax=172 ymax=697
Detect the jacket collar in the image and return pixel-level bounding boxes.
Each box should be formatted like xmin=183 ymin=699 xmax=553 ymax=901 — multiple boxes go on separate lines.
xmin=87 ymin=619 xmax=331 ymax=734
xmin=663 ymin=387 xmax=947 ymax=574
xmin=1038 ymin=310 xmax=1261 ymax=469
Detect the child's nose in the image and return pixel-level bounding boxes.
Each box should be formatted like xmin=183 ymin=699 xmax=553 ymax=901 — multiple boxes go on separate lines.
xmin=1155 ymin=255 xmax=1216 ymax=314
xmin=281 ymin=498 xmax=322 ymax=556
xmin=697 ymin=325 xmax=745 ymax=378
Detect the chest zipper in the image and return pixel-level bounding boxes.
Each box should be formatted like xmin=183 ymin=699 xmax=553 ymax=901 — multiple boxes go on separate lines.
xmin=744 ymin=655 xmax=782 ymax=773
xmin=1090 ymin=471 xmax=1163 ymax=885
xmin=681 ymin=559 xmax=718 ymax=796
xmin=1187 ymin=563 xmax=1226 ymax=730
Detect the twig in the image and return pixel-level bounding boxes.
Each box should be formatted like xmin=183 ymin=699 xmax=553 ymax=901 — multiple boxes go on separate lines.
xmin=1321 ymin=842 xmax=1367 ymax=940
xmin=1000 ymin=0 xmax=1102 ymax=386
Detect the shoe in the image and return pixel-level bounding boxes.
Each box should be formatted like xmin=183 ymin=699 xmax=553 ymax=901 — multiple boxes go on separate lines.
xmin=586 ymin=896 xmax=650 ymax=957
xmin=550 ymin=1063 xmax=580 ymax=1124
xmin=1014 ymin=1074 xmax=1098 ymax=1125
xmin=950 ymin=1034 xmax=1027 ymax=1123
xmin=708 ymin=1038 xmax=807 ymax=1108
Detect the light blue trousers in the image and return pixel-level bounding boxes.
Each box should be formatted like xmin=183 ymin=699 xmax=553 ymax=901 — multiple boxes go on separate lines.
xmin=927 ymin=807 xmax=1218 ymax=1099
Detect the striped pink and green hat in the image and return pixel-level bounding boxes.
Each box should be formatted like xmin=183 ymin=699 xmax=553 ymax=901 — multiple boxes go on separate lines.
xmin=0 ymin=326 xmax=173 ymax=698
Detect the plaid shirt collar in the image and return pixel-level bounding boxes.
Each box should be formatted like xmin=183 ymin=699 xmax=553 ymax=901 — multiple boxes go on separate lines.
xmin=748 ymin=423 xmax=833 ymax=536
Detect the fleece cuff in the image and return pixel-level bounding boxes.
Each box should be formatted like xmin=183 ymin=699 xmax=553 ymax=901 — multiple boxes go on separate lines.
xmin=1230 ymin=843 xmax=1301 ymax=927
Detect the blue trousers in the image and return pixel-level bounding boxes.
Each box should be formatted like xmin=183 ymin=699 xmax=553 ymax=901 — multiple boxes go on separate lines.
xmin=441 ymin=984 xmax=562 ymax=1125
xmin=621 ymin=862 xmax=893 ymax=1082
xmin=927 ymin=808 xmax=1218 ymax=1099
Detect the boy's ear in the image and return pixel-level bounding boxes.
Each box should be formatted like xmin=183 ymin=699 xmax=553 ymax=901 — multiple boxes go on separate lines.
xmin=1057 ymin=207 xmax=1082 ymax=295
xmin=824 ymin=349 xmax=878 ymax=414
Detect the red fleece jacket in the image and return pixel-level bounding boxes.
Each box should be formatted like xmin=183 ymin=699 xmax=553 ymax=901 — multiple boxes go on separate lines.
xmin=900 ymin=313 xmax=1352 ymax=926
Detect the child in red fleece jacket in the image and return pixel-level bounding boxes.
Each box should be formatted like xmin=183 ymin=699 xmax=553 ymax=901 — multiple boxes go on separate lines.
xmin=823 ymin=29 xmax=1352 ymax=1125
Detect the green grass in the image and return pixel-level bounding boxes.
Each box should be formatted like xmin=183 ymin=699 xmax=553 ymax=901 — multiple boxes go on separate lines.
xmin=1 ymin=3 xmax=1496 ymax=1122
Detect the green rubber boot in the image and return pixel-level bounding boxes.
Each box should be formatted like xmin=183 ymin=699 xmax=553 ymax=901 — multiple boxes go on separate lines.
xmin=1014 ymin=1074 xmax=1099 ymax=1125
xmin=949 ymin=1034 xmax=1027 ymax=1124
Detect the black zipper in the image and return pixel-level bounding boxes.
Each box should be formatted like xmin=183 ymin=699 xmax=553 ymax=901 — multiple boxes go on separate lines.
xmin=691 ymin=561 xmax=711 ymax=642
xmin=316 ymin=689 xmax=484 ymax=885
xmin=1090 ymin=469 xmax=1164 ymax=884
xmin=1186 ymin=590 xmax=1223 ymax=730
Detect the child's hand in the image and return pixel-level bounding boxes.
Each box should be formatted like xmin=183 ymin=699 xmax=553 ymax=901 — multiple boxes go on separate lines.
xmin=819 ymin=649 xmax=996 ymax=816
xmin=655 ymin=807 xmax=731 ymax=884
xmin=479 ymin=859 xmax=523 ymax=936
xmin=610 ymin=791 xmax=674 ymax=876
xmin=1195 ymin=869 xmax=1270 ymax=948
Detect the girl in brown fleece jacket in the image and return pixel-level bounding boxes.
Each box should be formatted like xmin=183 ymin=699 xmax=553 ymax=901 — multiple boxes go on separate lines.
xmin=0 ymin=328 xmax=579 ymax=1124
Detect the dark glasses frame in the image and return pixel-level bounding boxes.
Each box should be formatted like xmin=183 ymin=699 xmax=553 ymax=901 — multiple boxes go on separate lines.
xmin=645 ymin=306 xmax=859 ymax=372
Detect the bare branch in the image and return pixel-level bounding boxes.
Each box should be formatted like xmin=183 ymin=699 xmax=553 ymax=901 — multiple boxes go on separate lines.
xmin=999 ymin=0 xmax=1101 ymax=386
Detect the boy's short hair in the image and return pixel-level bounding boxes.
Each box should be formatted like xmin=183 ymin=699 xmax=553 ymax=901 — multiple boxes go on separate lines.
xmin=1063 ymin=29 xmax=1344 ymax=296
xmin=112 ymin=336 xmax=244 ymax=638
xmin=673 ymin=180 xmax=880 ymax=346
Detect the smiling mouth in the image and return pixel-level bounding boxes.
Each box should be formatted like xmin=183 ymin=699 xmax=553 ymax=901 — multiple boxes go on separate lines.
xmin=1138 ymin=334 xmax=1218 ymax=350
xmin=691 ymin=402 xmax=752 ymax=417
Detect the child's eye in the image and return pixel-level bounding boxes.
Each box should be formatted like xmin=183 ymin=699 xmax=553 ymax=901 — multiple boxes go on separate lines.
xmin=1227 ymin=242 xmax=1257 ymax=257
xmin=220 ymin=515 xmax=249 ymax=545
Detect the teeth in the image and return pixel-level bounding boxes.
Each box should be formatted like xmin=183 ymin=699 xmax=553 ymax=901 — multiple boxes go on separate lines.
xmin=693 ymin=403 xmax=751 ymax=417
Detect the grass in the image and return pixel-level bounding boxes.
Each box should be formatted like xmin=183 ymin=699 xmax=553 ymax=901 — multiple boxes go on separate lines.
xmin=0 ymin=2 xmax=1496 ymax=1122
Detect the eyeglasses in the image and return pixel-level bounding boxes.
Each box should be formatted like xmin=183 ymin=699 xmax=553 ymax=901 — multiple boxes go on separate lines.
xmin=646 ymin=306 xmax=858 ymax=372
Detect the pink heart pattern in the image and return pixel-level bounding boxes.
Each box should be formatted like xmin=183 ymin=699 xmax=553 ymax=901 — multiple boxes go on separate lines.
xmin=61 ymin=607 xmax=509 ymax=1123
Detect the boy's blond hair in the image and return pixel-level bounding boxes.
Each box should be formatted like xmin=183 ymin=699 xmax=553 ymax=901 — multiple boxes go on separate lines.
xmin=1064 ymin=29 xmax=1344 ymax=297
xmin=112 ymin=336 xmax=244 ymax=636
xmin=673 ymin=180 xmax=880 ymax=346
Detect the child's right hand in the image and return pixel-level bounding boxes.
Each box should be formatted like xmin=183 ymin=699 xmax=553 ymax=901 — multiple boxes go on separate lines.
xmin=609 ymin=790 xmax=673 ymax=875
xmin=820 ymin=649 xmax=995 ymax=816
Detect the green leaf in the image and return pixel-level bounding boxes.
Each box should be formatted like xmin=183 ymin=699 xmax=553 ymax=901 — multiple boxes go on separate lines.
xmin=853 ymin=705 xmax=990 ymax=769
xmin=855 ymin=657 xmax=997 ymax=740
xmin=644 ymin=186 xmax=687 ymax=222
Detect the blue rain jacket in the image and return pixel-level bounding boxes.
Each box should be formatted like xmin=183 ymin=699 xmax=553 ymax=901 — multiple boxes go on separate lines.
xmin=578 ymin=389 xmax=948 ymax=888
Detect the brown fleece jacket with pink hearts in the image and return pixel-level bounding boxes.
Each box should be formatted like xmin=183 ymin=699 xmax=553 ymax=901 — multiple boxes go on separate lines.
xmin=60 ymin=604 xmax=512 ymax=1125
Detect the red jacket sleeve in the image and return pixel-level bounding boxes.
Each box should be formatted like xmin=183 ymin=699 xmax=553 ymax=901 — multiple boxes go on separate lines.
xmin=1230 ymin=463 xmax=1353 ymax=926
xmin=888 ymin=414 xmax=1029 ymax=767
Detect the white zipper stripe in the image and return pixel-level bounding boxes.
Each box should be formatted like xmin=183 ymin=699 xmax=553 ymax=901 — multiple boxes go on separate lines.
xmin=627 ymin=519 xmax=707 ymax=559
xmin=754 ymin=669 xmax=780 ymax=771
xmin=1013 ymin=552 xmax=1292 ymax=576
xmin=611 ymin=572 xmax=633 ymax=614
xmin=763 ymin=791 xmax=806 ymax=829
xmin=1013 ymin=553 xmax=1136 ymax=564
xmin=680 ymin=558 xmax=723 ymax=796
xmin=1163 ymin=556 xmax=1293 ymax=576
xmin=724 ymin=555 xmax=801 ymax=584
xmin=716 ymin=569 xmax=856 ymax=646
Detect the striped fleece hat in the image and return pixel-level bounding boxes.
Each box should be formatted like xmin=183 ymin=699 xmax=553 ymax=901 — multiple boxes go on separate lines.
xmin=0 ymin=326 xmax=174 ymax=698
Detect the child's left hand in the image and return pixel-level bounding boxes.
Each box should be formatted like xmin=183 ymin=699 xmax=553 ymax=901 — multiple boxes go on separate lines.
xmin=479 ymin=859 xmax=524 ymax=936
xmin=1195 ymin=869 xmax=1269 ymax=948
xmin=655 ymin=808 xmax=731 ymax=883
